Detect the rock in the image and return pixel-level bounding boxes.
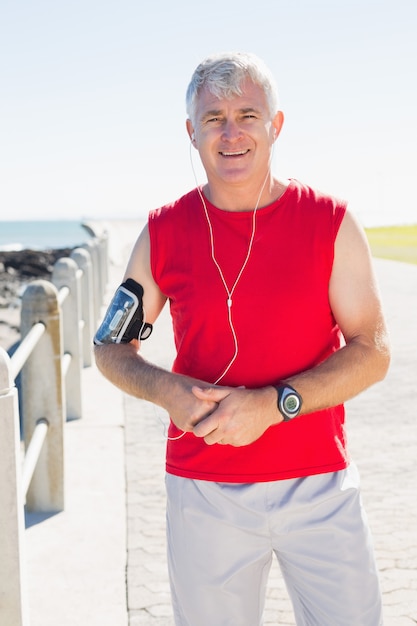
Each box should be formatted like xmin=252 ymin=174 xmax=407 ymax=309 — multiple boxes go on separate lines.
xmin=0 ymin=248 xmax=74 ymax=280
xmin=0 ymin=247 xmax=74 ymax=350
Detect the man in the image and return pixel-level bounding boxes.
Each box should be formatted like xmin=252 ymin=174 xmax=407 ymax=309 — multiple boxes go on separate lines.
xmin=94 ymin=52 xmax=390 ymax=625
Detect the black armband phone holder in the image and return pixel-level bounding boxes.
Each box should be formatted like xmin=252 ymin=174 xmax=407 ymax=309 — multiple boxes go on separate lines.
xmin=93 ymin=278 xmax=153 ymax=345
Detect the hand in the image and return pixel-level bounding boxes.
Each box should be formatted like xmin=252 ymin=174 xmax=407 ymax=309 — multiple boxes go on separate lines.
xmin=191 ymin=385 xmax=278 ymax=447
xmin=164 ymin=381 xmax=219 ymax=433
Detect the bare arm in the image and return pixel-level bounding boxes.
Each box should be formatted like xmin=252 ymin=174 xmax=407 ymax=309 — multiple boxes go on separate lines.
xmin=193 ymin=209 xmax=391 ymax=445
xmin=94 ymin=225 xmax=217 ymax=431
xmin=285 ymin=209 xmax=390 ymax=407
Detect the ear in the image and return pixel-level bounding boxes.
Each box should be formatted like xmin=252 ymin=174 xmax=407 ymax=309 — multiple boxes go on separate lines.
xmin=186 ymin=119 xmax=196 ymax=144
xmin=272 ymin=111 xmax=284 ymax=141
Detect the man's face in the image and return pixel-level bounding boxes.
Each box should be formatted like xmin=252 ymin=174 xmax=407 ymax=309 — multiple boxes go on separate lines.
xmin=189 ymin=79 xmax=280 ymax=191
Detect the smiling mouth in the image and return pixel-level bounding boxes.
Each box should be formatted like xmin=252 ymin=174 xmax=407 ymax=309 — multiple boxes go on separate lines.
xmin=219 ymin=149 xmax=250 ymax=157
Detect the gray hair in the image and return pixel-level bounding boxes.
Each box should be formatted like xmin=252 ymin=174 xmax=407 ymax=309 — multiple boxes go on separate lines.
xmin=186 ymin=52 xmax=280 ymax=125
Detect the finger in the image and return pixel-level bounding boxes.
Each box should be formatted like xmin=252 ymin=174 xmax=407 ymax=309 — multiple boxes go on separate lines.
xmin=203 ymin=429 xmax=225 ymax=446
xmin=192 ymin=412 xmax=220 ymax=440
xmin=192 ymin=385 xmax=231 ymax=403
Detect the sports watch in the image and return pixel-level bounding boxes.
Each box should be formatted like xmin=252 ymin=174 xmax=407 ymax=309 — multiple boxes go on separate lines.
xmin=274 ymin=384 xmax=303 ymax=421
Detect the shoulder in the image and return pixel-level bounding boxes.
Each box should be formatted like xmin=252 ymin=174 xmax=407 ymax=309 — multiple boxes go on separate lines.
xmin=334 ymin=208 xmax=370 ymax=256
xmin=149 ymin=188 xmax=200 ymax=225
xmin=290 ymin=179 xmax=347 ymax=212
xmin=284 ymin=179 xmax=347 ymax=240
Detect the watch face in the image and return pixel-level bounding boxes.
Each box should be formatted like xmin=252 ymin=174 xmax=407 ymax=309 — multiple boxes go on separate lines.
xmin=283 ymin=393 xmax=301 ymax=415
xmin=276 ymin=385 xmax=302 ymax=421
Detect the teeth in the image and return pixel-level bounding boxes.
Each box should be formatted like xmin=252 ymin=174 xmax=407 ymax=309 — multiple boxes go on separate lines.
xmin=221 ymin=150 xmax=248 ymax=156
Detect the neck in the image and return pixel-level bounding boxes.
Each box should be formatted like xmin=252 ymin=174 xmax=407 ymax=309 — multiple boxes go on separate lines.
xmin=203 ymin=175 xmax=288 ymax=212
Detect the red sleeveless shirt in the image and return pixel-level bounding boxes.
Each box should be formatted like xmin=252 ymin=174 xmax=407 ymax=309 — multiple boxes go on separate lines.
xmin=148 ymin=179 xmax=348 ymax=482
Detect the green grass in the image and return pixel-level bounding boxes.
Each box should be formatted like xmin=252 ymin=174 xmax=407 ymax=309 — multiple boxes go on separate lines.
xmin=365 ymin=224 xmax=417 ymax=266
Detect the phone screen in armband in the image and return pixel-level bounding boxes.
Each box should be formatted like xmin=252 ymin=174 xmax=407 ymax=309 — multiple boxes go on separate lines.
xmin=94 ymin=285 xmax=139 ymax=344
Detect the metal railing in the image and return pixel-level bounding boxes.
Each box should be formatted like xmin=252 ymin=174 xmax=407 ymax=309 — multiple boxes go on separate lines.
xmin=0 ymin=229 xmax=108 ymax=626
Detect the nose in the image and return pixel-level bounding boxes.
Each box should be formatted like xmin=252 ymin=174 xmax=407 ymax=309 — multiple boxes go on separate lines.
xmin=221 ymin=120 xmax=242 ymax=141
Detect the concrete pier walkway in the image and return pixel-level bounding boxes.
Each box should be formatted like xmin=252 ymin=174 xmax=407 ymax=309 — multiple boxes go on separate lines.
xmin=25 ymin=224 xmax=417 ymax=625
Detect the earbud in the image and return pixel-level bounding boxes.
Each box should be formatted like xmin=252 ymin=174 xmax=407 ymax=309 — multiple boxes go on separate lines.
xmin=191 ymin=132 xmax=195 ymax=142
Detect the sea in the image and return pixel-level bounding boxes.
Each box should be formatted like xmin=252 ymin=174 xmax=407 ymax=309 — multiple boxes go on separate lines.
xmin=0 ymin=220 xmax=95 ymax=252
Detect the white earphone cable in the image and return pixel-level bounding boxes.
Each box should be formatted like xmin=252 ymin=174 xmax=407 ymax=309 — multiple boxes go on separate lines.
xmin=191 ymin=142 xmax=272 ymax=384
xmin=164 ymin=141 xmax=274 ymax=440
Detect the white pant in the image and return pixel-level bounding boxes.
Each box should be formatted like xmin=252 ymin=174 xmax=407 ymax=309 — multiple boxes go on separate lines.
xmin=166 ymin=464 xmax=383 ymax=626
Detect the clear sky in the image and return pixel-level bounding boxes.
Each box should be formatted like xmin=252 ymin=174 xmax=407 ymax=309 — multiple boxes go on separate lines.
xmin=1 ymin=0 xmax=416 ymax=226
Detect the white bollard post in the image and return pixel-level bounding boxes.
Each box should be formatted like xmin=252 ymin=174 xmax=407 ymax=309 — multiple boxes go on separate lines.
xmin=81 ymin=240 xmax=101 ymax=325
xmin=102 ymin=231 xmax=109 ymax=289
xmin=0 ymin=348 xmax=29 ymax=626
xmin=52 ymin=257 xmax=83 ymax=421
xmin=71 ymin=247 xmax=94 ymax=367
xmin=97 ymin=232 xmax=109 ymax=302
xmin=20 ymin=280 xmax=65 ymax=512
